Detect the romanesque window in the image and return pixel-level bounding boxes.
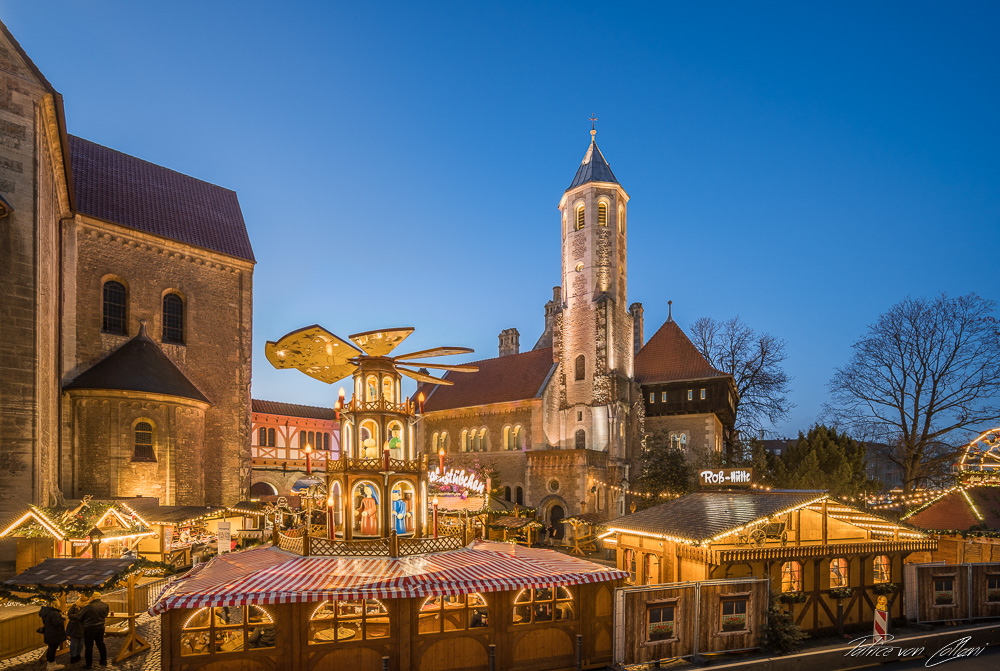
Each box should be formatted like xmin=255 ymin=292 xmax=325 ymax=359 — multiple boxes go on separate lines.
xmin=575 ymin=355 xmax=585 ymax=381
xmin=513 ymin=587 xmax=574 ymax=624
xmin=874 ymin=556 xmax=890 ymax=584
xmin=670 ymin=434 xmax=679 ymax=449
xmin=515 ymin=487 xmax=523 ymax=505
xmin=511 ymin=425 xmax=522 ymax=450
xmin=598 ymin=201 xmax=607 ymax=226
xmin=102 ymin=280 xmax=128 ymax=335
xmin=132 ymin=421 xmax=155 ymax=462
xmin=419 ymin=594 xmax=488 ymax=634
xmin=257 ymin=427 xmax=266 ymax=446
xmin=180 ymin=605 xmax=275 ymax=656
xmin=162 ymin=293 xmax=184 ymax=344
xmin=830 ymin=558 xmax=849 ymax=588
xmin=781 ymin=561 xmax=803 ymax=592
xmin=575 ymin=205 xmax=585 ymax=231
xmin=504 ymin=486 xmax=511 ymax=502
xmin=460 ymin=429 xmax=468 ymax=452
xmin=308 ymin=600 xmax=388 ymax=643
xmin=679 ymin=434 xmax=687 ymax=450
xmin=575 ymin=429 xmax=586 ymax=449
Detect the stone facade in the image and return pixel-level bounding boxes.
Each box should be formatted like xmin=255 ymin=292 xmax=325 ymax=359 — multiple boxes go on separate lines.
xmin=0 ymin=23 xmax=254 ymax=564
xmin=61 ymin=215 xmax=253 ymax=506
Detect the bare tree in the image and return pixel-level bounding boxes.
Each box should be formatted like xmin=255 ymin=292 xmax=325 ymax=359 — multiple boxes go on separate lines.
xmin=690 ymin=316 xmax=792 ymax=440
xmin=827 ymin=293 xmax=1000 ymax=494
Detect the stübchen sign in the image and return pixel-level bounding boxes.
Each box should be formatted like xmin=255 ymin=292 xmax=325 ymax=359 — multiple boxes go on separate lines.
xmin=699 ymin=468 xmax=754 ymax=487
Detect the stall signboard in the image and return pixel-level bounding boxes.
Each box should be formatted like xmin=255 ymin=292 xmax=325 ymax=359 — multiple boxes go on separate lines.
xmin=217 ymin=522 xmax=231 ymax=554
xmin=164 ymin=525 xmax=174 ymax=548
xmin=699 ymin=468 xmax=754 ymax=488
xmin=428 ymin=468 xmax=486 ymax=494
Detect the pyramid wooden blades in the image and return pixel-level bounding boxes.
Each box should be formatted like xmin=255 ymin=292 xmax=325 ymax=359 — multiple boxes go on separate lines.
xmin=394 ymin=346 xmax=475 ymax=361
xmin=397 ymin=366 xmax=454 ymax=385
xmin=265 ymin=325 xmax=363 ymax=384
xmin=402 ymin=361 xmax=479 ymax=373
xmin=349 ymin=327 xmax=414 ymax=357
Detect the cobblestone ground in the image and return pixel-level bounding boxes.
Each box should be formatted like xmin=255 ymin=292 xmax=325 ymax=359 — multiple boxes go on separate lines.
xmin=0 ymin=613 xmax=160 ymax=671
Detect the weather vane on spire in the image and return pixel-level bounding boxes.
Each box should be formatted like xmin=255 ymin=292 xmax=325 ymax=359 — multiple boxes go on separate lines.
xmin=589 ymin=113 xmax=598 ymax=141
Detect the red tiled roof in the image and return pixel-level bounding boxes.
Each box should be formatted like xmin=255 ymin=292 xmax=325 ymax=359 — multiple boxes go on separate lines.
xmin=418 ymin=348 xmax=556 ymax=412
xmin=634 ymin=319 xmax=729 ymax=385
xmin=906 ymin=486 xmax=1000 ymax=531
xmin=252 ymin=399 xmax=337 ymax=421
xmin=69 ymin=135 xmax=255 ymax=262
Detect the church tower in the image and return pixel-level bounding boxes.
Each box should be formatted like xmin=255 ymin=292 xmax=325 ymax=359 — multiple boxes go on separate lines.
xmin=553 ymin=128 xmax=634 ymax=458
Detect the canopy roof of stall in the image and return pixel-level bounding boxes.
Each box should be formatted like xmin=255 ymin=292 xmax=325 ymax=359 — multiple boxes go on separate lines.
xmin=150 ymin=541 xmax=625 ymax=613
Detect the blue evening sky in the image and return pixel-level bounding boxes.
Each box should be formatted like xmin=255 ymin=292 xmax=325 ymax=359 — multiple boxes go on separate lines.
xmin=4 ymin=1 xmax=998 ymax=437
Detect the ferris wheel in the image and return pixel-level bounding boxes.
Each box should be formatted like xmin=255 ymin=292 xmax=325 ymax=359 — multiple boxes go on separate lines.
xmin=958 ymin=428 xmax=1000 ymax=472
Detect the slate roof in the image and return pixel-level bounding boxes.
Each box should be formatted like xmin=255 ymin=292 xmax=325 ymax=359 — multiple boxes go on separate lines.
xmin=608 ymin=491 xmax=827 ymax=543
xmin=69 ymin=135 xmax=255 ymax=262
xmin=63 ymin=323 xmax=210 ymax=404
xmin=567 ymin=137 xmax=620 ymax=190
xmin=251 ymin=399 xmax=337 ymax=421
xmin=5 ymin=558 xmax=137 ymax=589
xmin=417 ymin=347 xmax=556 ymax=413
xmin=905 ymin=486 xmax=1000 ymax=532
xmin=634 ymin=319 xmax=730 ymax=385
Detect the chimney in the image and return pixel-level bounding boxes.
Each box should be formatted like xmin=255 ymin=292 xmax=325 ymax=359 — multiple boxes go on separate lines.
xmin=532 ymin=287 xmax=563 ymax=351
xmin=629 ymin=302 xmax=644 ymax=355
xmin=498 ymin=328 xmax=520 ymax=357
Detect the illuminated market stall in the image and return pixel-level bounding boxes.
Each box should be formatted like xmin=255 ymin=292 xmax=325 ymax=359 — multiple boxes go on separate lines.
xmin=0 ymin=498 xmax=154 ymax=573
xmin=605 ymin=471 xmax=938 ymax=634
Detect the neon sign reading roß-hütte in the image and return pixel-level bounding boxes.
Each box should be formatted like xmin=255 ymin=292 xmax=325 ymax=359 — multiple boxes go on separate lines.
xmin=428 ymin=468 xmax=486 ymax=494
xmin=699 ymin=469 xmax=754 ymax=486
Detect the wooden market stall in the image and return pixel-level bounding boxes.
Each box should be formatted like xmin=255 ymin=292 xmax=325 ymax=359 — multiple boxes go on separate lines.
xmin=490 ymin=516 xmax=543 ymax=546
xmin=904 ymin=562 xmax=1000 ymax=623
xmin=0 ymin=499 xmax=154 ymax=573
xmin=151 ymin=541 xmax=625 ymax=671
xmin=125 ymin=501 xmax=227 ymax=568
xmin=562 ymin=513 xmax=606 ymax=556
xmin=604 ymin=489 xmax=937 ymax=634
xmin=4 ymin=558 xmax=152 ymax=663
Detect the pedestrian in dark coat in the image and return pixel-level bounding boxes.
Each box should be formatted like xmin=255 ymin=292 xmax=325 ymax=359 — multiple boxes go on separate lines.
xmin=79 ymin=592 xmax=110 ymax=668
xmin=38 ymin=600 xmax=66 ymax=670
xmin=66 ymin=594 xmax=91 ymax=663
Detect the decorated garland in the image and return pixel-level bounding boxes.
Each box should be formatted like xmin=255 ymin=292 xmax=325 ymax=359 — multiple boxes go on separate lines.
xmin=0 ymin=557 xmax=178 ymax=607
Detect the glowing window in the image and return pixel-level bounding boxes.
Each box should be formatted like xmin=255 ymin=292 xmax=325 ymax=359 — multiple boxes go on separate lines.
xmin=830 ymin=558 xmax=849 ymax=588
xmin=649 ymin=393 xmax=654 ymax=404
xmin=308 ymin=599 xmax=389 ymax=643
xmin=575 ymin=205 xmax=585 ymax=231
xmin=700 ymin=388 xmax=706 ymax=400
xmin=133 ymin=421 xmax=155 ymax=462
xmin=618 ymin=205 xmax=625 ymax=234
xmin=513 ymin=587 xmax=574 ymax=624
xmin=661 ymin=391 xmax=667 ymax=402
xmin=102 ymin=281 xmax=128 ymax=335
xmin=644 ymin=554 xmax=660 ymax=585
xmin=162 ymin=293 xmax=184 ymax=344
xmin=598 ymin=202 xmax=607 ymax=226
xmin=180 ymin=606 xmax=274 ymax=656
xmin=874 ymin=556 xmax=890 ymax=584
xmin=418 ymin=593 xmax=488 ymax=634
xmin=781 ymin=561 xmax=803 ymax=592
xmin=687 ymin=389 xmax=693 ymax=401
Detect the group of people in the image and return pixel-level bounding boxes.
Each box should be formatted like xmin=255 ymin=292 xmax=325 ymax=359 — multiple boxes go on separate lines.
xmin=37 ymin=592 xmax=111 ymax=670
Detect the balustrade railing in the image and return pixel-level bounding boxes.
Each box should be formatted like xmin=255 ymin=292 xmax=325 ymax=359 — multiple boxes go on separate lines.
xmin=398 ymin=534 xmax=464 ymax=557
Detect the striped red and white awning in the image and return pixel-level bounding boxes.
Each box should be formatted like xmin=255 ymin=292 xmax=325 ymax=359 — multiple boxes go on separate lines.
xmin=150 ymin=540 xmax=625 ymax=614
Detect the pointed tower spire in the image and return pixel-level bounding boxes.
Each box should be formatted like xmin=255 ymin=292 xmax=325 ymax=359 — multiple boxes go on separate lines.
xmin=567 ymin=121 xmax=619 ymax=191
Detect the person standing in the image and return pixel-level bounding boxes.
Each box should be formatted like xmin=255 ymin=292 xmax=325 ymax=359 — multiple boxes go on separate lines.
xmin=79 ymin=591 xmax=110 ymax=668
xmin=66 ymin=594 xmax=91 ymax=664
xmin=37 ymin=599 xmax=66 ymax=671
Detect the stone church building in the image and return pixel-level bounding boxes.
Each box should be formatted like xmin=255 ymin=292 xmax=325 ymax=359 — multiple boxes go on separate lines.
xmin=0 ymin=21 xmax=254 ymax=560
xmin=416 ymin=130 xmax=737 ymax=528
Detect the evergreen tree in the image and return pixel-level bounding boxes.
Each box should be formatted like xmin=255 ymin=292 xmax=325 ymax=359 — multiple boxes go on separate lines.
xmin=772 ymin=425 xmax=874 ymax=498
xmin=634 ymin=428 xmax=692 ymax=507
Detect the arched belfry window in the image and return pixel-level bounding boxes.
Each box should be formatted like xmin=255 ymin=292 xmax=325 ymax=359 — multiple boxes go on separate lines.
xmin=575 ymin=355 xmax=585 ymax=381
xmin=133 ymin=421 xmax=155 ymax=462
xmin=162 ymin=293 xmax=184 ymax=344
xmin=618 ymin=205 xmax=625 ymax=234
xmin=102 ymin=281 xmax=127 ymax=335
xmin=598 ymin=202 xmax=607 ymax=226
xmin=575 ymin=205 xmax=585 ymax=231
